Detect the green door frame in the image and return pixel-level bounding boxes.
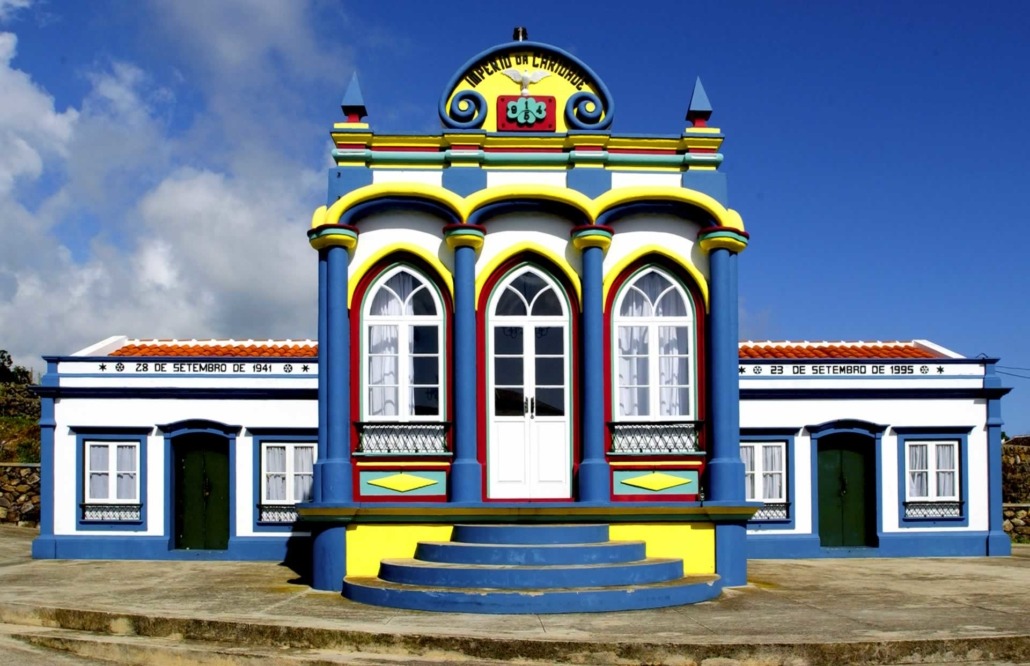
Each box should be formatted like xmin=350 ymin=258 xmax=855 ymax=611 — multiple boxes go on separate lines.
xmin=808 ymin=420 xmax=885 ymax=551
xmin=160 ymin=420 xmax=241 ymax=551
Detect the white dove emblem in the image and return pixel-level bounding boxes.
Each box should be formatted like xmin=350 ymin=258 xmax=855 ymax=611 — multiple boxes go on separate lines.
xmin=501 ymin=68 xmax=551 ymax=96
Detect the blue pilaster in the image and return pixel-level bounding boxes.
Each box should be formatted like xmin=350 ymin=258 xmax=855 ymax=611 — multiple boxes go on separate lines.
xmin=314 ymin=251 xmax=328 ymax=502
xmin=31 ymin=360 xmax=58 ymax=559
xmin=449 ymin=241 xmax=483 ymax=502
xmin=321 ymin=244 xmax=353 ymax=503
xmin=569 ymin=226 xmax=613 ymax=502
xmin=307 ymin=238 xmax=355 ymax=592
xmin=984 ymin=361 xmax=1011 ymax=556
xmin=578 ymin=243 xmax=610 ymax=502
xmin=707 ymin=248 xmax=747 ymax=586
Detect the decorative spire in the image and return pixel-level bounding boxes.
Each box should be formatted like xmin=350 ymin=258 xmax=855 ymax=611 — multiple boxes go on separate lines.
xmin=513 ymin=26 xmax=528 ymax=41
xmin=340 ymin=72 xmax=367 ymax=123
xmin=686 ymin=77 xmax=712 ymax=128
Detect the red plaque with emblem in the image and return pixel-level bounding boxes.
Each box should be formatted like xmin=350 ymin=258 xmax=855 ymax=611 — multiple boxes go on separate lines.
xmin=496 ymin=95 xmax=556 ymax=132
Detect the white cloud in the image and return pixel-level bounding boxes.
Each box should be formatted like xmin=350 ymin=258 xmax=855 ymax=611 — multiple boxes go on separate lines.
xmin=0 ymin=32 xmax=76 ymax=196
xmin=0 ymin=0 xmax=30 ymax=22
xmin=0 ymin=12 xmax=337 ymax=370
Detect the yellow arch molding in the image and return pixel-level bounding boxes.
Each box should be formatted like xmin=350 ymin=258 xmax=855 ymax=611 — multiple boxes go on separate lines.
xmin=311 ymin=205 xmax=328 ymax=227
xmin=603 ymin=245 xmax=710 ymax=312
xmin=464 ymin=184 xmax=594 ymax=222
xmin=592 ymin=186 xmax=745 ymax=232
xmin=324 ymin=182 xmax=465 ymax=226
xmin=475 ymin=241 xmax=582 ymax=311
xmin=317 ymin=183 xmax=747 ymax=235
xmin=348 ymin=242 xmax=454 ymax=309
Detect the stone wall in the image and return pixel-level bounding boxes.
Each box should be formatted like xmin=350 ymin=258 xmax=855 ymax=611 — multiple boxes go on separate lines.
xmin=1003 ymin=442 xmax=1030 ymax=504
xmin=0 ymin=463 xmax=40 ymax=526
xmin=1003 ymin=505 xmax=1030 ymax=543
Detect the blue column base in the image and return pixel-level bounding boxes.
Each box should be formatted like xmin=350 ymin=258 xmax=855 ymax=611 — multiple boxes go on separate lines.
xmin=715 ymin=522 xmax=747 ymax=587
xmin=987 ymin=531 xmax=1012 ymax=556
xmin=449 ymin=458 xmax=483 ymax=503
xmin=31 ymin=535 xmax=57 ymax=559
xmin=706 ymin=458 xmax=745 ymax=502
xmin=316 ymin=459 xmax=353 ymax=503
xmin=312 ymin=524 xmax=347 ymax=592
xmin=577 ymin=459 xmax=611 ymax=502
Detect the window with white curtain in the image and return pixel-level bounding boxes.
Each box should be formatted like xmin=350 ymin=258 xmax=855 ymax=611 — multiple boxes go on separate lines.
xmin=363 ymin=266 xmax=443 ymax=419
xmin=905 ymin=440 xmax=958 ymax=501
xmin=613 ymin=268 xmax=695 ymax=419
xmin=262 ymin=442 xmax=316 ymax=504
xmin=84 ymin=441 xmax=139 ymax=503
xmin=740 ymin=442 xmax=785 ymax=502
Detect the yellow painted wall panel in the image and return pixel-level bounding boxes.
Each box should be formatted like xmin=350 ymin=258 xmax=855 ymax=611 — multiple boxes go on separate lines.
xmin=346 ymin=524 xmax=454 ymax=577
xmin=609 ymin=522 xmax=715 ymax=575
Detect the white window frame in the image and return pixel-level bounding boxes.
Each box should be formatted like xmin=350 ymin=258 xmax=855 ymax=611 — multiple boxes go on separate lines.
xmin=261 ymin=442 xmax=317 ymax=505
xmin=612 ymin=267 xmax=697 ymax=420
xmin=84 ymin=440 xmax=139 ymax=504
xmin=361 ymin=265 xmax=445 ymax=421
xmin=741 ymin=441 xmax=786 ymax=503
xmin=904 ymin=439 xmax=959 ymax=502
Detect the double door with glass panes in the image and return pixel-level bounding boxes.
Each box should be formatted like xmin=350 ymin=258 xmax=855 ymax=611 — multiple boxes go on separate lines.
xmin=488 ymin=268 xmax=571 ymax=499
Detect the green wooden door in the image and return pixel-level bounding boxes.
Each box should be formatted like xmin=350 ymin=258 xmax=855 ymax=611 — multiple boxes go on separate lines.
xmin=174 ymin=435 xmax=230 ymax=550
xmin=817 ymin=438 xmax=876 ymax=548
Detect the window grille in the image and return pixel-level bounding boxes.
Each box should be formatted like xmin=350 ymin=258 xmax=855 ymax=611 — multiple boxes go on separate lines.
xmin=258 ymin=505 xmax=299 ymax=524
xmin=608 ymin=421 xmax=700 ymax=454
xmin=356 ymin=422 xmax=450 ymax=454
xmin=752 ymin=503 xmax=789 ymax=521
xmin=904 ymin=501 xmax=962 ymax=519
xmin=81 ymin=504 xmax=141 ymax=522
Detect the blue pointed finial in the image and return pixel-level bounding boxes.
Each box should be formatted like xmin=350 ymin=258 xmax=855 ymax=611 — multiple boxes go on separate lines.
xmin=686 ymin=77 xmax=712 ymax=127
xmin=340 ymin=72 xmax=367 ymax=122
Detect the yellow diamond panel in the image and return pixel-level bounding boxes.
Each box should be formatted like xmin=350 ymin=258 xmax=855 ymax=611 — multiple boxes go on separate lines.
xmin=620 ymin=471 xmax=692 ymax=492
xmin=367 ymin=473 xmax=439 ymax=493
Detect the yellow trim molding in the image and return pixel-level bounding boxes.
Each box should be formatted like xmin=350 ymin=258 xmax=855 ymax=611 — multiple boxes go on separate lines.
xmin=348 ymin=242 xmax=454 ymax=308
xmin=603 ymin=245 xmax=710 ymax=312
xmin=475 ymin=242 xmax=582 ymax=310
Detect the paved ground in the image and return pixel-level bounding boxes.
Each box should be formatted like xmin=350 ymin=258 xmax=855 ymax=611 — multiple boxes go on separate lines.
xmin=0 ymin=525 xmax=1028 ymax=664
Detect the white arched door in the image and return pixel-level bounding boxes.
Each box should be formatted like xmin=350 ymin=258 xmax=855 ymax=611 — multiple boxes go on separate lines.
xmin=487 ymin=267 xmax=571 ymax=499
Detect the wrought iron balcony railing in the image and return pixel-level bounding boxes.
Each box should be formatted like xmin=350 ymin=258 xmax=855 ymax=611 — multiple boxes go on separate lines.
xmin=355 ymin=421 xmax=450 ymax=455
xmin=751 ymin=503 xmax=790 ymax=521
xmin=608 ymin=421 xmax=702 ymax=455
xmin=80 ymin=503 xmax=142 ymax=522
xmin=258 ymin=504 xmax=299 ymax=524
xmin=904 ymin=501 xmax=962 ymax=519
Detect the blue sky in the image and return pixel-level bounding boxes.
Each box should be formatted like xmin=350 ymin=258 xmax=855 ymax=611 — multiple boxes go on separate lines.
xmin=1 ymin=1 xmax=1028 ymax=433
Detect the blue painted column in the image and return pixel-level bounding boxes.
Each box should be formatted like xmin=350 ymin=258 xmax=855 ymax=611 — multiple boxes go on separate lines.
xmin=443 ymin=224 xmax=486 ymax=503
xmin=307 ymin=223 xmax=359 ymax=591
xmin=313 ymin=250 xmax=328 ymax=502
xmin=571 ymin=226 xmax=613 ymax=503
xmin=698 ymin=226 xmax=749 ymax=587
xmin=983 ymin=361 xmax=1011 ymax=556
xmin=31 ymin=360 xmax=58 ymax=559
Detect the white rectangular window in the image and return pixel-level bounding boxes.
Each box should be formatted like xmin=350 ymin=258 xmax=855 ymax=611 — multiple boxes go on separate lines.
xmin=262 ymin=443 xmax=316 ymax=504
xmin=906 ymin=440 xmax=958 ymax=501
xmin=741 ymin=442 xmax=785 ymax=502
xmin=85 ymin=441 xmax=139 ymax=503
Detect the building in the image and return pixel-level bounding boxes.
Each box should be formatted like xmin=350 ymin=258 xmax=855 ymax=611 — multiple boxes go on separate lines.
xmin=31 ymin=34 xmax=1010 ymax=614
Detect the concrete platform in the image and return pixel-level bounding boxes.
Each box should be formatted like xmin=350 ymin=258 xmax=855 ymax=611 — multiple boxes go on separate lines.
xmin=1 ymin=525 xmax=1028 ymax=665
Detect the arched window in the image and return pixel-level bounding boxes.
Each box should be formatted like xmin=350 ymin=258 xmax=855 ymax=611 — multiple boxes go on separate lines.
xmin=484 ymin=263 xmax=574 ymax=499
xmin=362 ymin=266 xmax=444 ymax=420
xmin=612 ymin=267 xmax=696 ymax=420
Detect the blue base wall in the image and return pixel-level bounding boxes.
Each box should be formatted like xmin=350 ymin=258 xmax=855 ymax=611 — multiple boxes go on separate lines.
xmin=32 ymin=535 xmax=303 ymax=561
xmin=747 ymin=531 xmax=1004 ymax=559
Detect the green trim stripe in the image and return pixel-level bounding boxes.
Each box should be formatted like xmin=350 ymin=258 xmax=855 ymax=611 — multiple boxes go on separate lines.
xmin=332 ymin=149 xmax=723 ymax=170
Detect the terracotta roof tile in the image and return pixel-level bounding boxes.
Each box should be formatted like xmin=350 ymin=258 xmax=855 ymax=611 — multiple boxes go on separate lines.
xmin=110 ymin=340 xmax=318 ymax=358
xmin=106 ymin=339 xmax=948 ymax=361
xmin=738 ymin=341 xmax=944 ymax=360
